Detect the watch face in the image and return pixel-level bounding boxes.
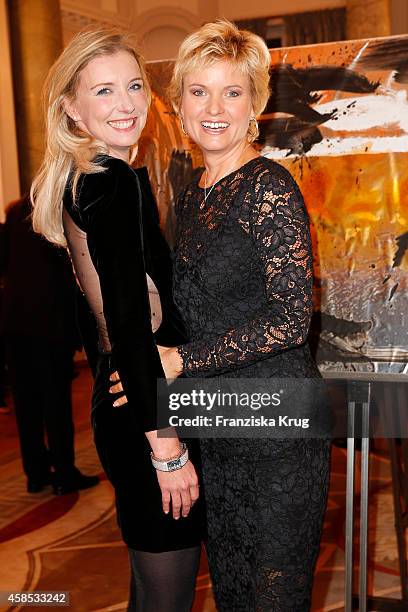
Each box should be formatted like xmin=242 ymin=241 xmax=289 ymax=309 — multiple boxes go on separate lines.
xmin=168 ymin=458 xmax=182 ymax=471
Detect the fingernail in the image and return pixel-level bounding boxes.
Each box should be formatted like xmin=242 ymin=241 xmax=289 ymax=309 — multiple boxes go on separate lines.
xmin=113 ymin=401 xmax=118 ymax=407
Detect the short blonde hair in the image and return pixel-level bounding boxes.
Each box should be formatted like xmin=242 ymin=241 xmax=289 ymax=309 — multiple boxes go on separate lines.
xmin=169 ymin=19 xmax=271 ymax=141
xmin=31 ymin=28 xmax=150 ymax=246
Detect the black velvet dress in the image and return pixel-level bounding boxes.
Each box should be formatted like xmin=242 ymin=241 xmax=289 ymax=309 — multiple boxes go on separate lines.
xmin=173 ymin=157 xmax=331 ymax=611
xmin=63 ymin=155 xmax=205 ymax=552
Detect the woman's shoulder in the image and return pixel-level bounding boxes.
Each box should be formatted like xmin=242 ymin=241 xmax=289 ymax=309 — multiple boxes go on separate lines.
xmin=79 ymin=156 xmax=135 ymax=195
xmin=63 ymin=156 xmax=140 ymax=231
xmin=251 ymin=156 xmax=297 ymax=184
xmin=65 ymin=156 xmax=136 ymax=209
xmin=245 ymin=156 xmax=301 ymax=199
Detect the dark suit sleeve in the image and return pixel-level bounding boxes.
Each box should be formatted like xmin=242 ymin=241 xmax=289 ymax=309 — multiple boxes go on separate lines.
xmin=80 ymin=158 xmax=164 ymax=433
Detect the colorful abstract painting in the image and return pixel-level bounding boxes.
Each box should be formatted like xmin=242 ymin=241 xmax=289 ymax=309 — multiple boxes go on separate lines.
xmin=138 ymin=35 xmax=408 ymax=373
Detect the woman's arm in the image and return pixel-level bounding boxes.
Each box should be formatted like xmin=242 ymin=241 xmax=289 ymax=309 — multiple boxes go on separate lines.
xmin=74 ymin=158 xmax=198 ymax=517
xmin=79 ymin=159 xmax=165 ymax=430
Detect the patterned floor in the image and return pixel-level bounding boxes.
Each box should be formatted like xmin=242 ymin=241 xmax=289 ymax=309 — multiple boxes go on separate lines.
xmin=0 ymin=364 xmax=404 ymax=611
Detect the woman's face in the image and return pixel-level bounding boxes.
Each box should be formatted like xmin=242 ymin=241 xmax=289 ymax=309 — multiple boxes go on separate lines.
xmin=180 ymin=60 xmax=253 ymax=158
xmin=66 ymin=50 xmax=148 ymax=161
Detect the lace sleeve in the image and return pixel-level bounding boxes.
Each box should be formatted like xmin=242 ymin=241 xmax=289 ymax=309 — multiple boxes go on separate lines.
xmin=178 ymin=165 xmax=313 ymax=375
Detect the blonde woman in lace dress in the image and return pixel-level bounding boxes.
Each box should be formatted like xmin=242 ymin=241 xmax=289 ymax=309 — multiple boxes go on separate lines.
xmin=164 ymin=21 xmax=330 ymax=612
xmin=113 ymin=19 xmax=331 ymax=612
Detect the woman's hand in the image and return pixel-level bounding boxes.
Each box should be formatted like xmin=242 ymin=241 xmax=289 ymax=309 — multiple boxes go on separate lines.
xmin=109 ymin=370 xmax=128 ymax=407
xmin=109 ymin=345 xmax=183 ymax=406
xmin=109 ymin=369 xmax=199 ymax=518
xmin=155 ymin=460 xmax=200 ymax=519
xmin=146 ymin=432 xmax=199 ymax=519
xmin=157 ymin=345 xmax=183 ymax=379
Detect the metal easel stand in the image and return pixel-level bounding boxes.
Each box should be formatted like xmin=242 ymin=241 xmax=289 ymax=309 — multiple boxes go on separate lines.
xmin=345 ymin=380 xmax=370 ymax=612
xmin=343 ymin=377 xmax=408 ymax=612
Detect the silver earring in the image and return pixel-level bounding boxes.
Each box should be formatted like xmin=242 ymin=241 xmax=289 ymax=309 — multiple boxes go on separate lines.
xmin=180 ymin=117 xmax=188 ymax=136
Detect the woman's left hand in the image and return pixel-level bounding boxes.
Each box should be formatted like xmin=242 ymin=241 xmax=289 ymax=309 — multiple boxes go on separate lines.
xmin=109 ymin=370 xmax=127 ymax=407
xmin=109 ymin=345 xmax=182 ymax=406
xmin=157 ymin=345 xmax=183 ymax=379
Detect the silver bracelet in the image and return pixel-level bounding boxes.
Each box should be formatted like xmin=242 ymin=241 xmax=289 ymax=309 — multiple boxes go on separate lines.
xmin=151 ymin=443 xmax=189 ymax=472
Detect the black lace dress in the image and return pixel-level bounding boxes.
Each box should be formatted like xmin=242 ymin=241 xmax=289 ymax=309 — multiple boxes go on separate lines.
xmin=173 ymin=157 xmax=331 ymax=611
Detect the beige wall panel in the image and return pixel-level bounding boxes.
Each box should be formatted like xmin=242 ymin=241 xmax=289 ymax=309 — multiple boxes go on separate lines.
xmin=101 ymin=0 xmax=118 ymax=11
xmin=391 ymin=0 xmax=408 ymax=34
xmin=138 ymin=0 xmax=199 ymax=12
xmin=141 ymin=25 xmax=189 ymax=60
xmin=132 ymin=7 xmax=201 ymax=58
xmin=61 ymin=0 xmax=132 ymax=27
xmin=219 ymin=0 xmax=345 ymax=19
xmin=347 ymin=0 xmax=391 ymax=38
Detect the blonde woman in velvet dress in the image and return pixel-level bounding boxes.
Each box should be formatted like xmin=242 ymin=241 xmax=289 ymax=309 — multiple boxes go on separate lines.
xmin=31 ymin=29 xmax=205 ymax=612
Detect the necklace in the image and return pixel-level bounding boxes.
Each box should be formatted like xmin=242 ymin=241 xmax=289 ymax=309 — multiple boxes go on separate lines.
xmin=201 ymin=145 xmax=253 ymax=207
xmin=203 ymin=175 xmax=217 ymax=204
xmin=202 ymin=162 xmax=239 ymax=207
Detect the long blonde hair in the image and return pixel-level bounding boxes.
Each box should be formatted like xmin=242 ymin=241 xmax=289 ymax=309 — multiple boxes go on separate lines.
xmin=31 ymin=28 xmax=151 ymax=247
xmin=169 ymin=20 xmax=270 ymax=142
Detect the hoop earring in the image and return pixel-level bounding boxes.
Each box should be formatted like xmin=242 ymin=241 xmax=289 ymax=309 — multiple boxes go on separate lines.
xmin=180 ymin=117 xmax=188 ymax=136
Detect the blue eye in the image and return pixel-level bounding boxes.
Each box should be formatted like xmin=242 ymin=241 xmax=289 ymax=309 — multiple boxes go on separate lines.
xmin=96 ymin=88 xmax=111 ymax=96
xmin=227 ymin=90 xmax=239 ymax=97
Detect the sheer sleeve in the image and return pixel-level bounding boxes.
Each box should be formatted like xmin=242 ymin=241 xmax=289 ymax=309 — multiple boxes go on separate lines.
xmin=65 ymin=158 xmax=164 ymax=432
xmin=63 ymin=209 xmax=111 ymax=354
xmin=178 ymin=164 xmax=313 ymax=376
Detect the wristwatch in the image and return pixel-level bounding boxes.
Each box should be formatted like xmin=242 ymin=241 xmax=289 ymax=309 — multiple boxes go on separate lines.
xmin=151 ymin=442 xmax=189 ymax=472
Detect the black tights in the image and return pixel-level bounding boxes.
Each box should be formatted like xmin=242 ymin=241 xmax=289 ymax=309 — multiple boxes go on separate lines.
xmin=127 ymin=546 xmax=201 ymax=612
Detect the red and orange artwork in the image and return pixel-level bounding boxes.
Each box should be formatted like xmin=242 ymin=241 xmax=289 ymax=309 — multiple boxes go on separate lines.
xmin=138 ymin=35 xmax=408 ymax=373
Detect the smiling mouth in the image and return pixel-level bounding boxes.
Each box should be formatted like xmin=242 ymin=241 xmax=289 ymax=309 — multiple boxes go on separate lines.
xmin=108 ymin=118 xmax=136 ymax=130
xmin=201 ymin=121 xmax=229 ymax=130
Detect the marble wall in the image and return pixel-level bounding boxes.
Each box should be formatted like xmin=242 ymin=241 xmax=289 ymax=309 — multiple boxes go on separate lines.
xmin=8 ymin=0 xmax=63 ymax=195
xmin=0 ymin=0 xmax=19 ymax=217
